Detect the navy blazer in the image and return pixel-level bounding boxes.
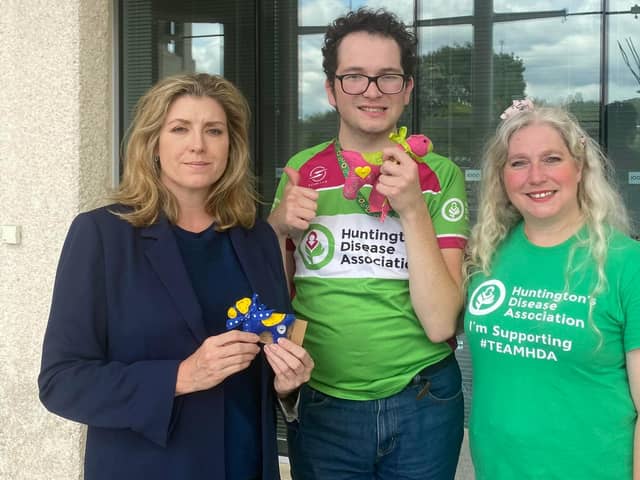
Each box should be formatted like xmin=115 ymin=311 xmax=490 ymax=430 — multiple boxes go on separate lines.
xmin=39 ymin=205 xmax=291 ymax=480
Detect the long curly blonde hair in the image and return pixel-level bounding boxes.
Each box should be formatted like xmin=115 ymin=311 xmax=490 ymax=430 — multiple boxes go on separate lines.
xmin=465 ymin=106 xmax=630 ymax=302
xmin=113 ymin=73 xmax=257 ymax=229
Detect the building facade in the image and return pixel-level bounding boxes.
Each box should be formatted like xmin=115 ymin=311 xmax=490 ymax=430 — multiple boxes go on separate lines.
xmin=1 ymin=1 xmax=638 ymax=478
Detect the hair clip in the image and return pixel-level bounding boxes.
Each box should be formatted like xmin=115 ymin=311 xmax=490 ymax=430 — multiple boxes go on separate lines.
xmin=500 ymin=99 xmax=534 ymax=120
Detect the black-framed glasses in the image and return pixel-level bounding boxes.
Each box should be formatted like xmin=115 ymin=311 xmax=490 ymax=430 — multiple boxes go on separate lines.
xmin=334 ymin=73 xmax=408 ymax=95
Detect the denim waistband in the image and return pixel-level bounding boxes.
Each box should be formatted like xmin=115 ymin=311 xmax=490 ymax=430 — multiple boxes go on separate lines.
xmin=417 ymin=352 xmax=456 ymax=378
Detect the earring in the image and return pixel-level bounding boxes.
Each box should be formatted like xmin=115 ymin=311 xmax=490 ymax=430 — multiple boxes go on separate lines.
xmin=153 ymin=156 xmax=160 ymax=167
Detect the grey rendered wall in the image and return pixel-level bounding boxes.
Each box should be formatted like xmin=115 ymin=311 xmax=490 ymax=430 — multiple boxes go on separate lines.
xmin=0 ymin=1 xmax=113 ymax=478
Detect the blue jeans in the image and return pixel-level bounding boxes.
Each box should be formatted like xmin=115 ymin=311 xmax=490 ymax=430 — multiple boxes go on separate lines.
xmin=287 ymin=354 xmax=464 ymax=480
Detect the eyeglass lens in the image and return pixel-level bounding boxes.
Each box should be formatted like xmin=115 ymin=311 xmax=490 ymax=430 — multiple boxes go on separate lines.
xmin=338 ymin=74 xmax=405 ymax=95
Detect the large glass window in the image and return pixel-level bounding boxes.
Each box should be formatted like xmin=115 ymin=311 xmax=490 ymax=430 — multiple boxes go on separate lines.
xmin=416 ymin=5 xmax=604 ymax=221
xmin=297 ymin=33 xmax=337 ymax=149
xmin=119 ymin=0 xmax=640 ymax=227
xmin=416 ymin=24 xmax=475 ymax=211
xmin=607 ymin=6 xmax=640 ymax=236
xmin=120 ymin=1 xmax=257 ymax=135
xmin=120 ymin=0 xmax=299 ymax=218
xmin=156 ymin=22 xmax=224 ymax=77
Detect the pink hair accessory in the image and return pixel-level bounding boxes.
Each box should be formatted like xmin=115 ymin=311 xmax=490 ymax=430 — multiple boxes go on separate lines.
xmin=500 ymin=99 xmax=534 ymax=120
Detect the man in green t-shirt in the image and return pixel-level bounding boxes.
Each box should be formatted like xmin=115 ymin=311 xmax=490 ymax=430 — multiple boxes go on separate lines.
xmin=268 ymin=7 xmax=469 ymax=480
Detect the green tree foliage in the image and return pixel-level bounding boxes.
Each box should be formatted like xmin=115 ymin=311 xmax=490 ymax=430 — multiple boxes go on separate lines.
xmin=419 ymin=42 xmax=526 ymax=116
xmin=418 ymin=42 xmax=526 ymax=165
xmin=298 ymin=110 xmax=338 ymax=150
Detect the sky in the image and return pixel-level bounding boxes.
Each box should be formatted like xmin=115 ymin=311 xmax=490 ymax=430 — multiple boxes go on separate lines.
xmin=190 ymin=23 xmax=224 ymax=75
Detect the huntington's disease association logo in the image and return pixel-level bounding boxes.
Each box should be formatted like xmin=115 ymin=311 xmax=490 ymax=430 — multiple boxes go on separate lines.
xmin=300 ymin=224 xmax=334 ymax=270
xmin=468 ymin=279 xmax=506 ymax=315
xmin=441 ymin=198 xmax=465 ymax=222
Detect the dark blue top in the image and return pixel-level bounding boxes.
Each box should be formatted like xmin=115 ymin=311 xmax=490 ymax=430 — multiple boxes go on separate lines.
xmin=173 ymin=224 xmax=262 ymax=480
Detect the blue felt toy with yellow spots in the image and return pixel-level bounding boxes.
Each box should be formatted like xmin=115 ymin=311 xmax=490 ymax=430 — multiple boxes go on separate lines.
xmin=226 ymin=293 xmax=295 ymax=343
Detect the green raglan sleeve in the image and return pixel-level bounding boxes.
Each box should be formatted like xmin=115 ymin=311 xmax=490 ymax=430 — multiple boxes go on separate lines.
xmin=271 ymin=170 xmax=290 ymax=212
xmin=424 ymin=152 xmax=469 ymax=247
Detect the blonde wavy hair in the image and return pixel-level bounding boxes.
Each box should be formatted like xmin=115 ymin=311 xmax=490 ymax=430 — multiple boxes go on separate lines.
xmin=465 ymin=106 xmax=630 ymax=303
xmin=113 ymin=73 xmax=257 ymax=229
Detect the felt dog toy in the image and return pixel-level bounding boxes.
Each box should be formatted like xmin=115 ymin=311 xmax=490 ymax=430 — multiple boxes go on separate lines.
xmin=226 ymin=293 xmax=296 ymax=343
xmin=341 ymin=127 xmax=432 ymax=221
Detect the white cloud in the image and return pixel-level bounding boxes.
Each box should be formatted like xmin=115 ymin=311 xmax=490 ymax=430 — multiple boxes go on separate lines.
xmin=609 ymin=81 xmax=640 ymax=103
xmin=494 ymin=16 xmax=598 ymax=102
xmin=299 ymin=0 xmax=415 ymax=25
xmin=419 ymin=1 xmax=473 ymax=19
xmin=419 ymin=25 xmax=473 ymax=53
xmin=361 ymin=0 xmax=414 ymax=23
xmin=494 ymin=0 xmax=601 ymax=13
xmin=527 ymin=82 xmax=601 ymax=105
xmin=299 ymin=0 xmax=350 ymax=26
xmin=298 ymin=35 xmax=331 ymax=117
xmin=191 ymin=37 xmax=223 ymax=75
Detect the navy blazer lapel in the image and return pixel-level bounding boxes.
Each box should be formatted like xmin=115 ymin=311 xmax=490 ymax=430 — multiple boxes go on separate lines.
xmin=141 ymin=218 xmax=208 ymax=343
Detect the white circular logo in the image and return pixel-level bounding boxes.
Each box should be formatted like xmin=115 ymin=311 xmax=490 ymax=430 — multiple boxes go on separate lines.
xmin=441 ymin=198 xmax=465 ymax=222
xmin=299 ymin=224 xmax=335 ymax=270
xmin=468 ymin=279 xmax=506 ymax=315
xmin=309 ymin=166 xmax=328 ymax=184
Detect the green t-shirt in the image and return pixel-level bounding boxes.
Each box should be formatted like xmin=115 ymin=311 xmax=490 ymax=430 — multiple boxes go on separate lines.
xmin=273 ymin=141 xmax=469 ymax=400
xmin=464 ymin=222 xmax=640 ymax=479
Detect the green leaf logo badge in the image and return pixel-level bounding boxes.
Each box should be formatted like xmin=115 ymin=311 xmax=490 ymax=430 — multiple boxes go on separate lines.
xmin=474 ymin=286 xmax=495 ymax=309
xmin=468 ymin=280 xmax=506 ymax=316
xmin=299 ymin=224 xmax=335 ymax=270
xmin=441 ymin=198 xmax=465 ymax=222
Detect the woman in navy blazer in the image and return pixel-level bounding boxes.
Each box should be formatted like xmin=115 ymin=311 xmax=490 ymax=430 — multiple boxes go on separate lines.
xmin=38 ymin=74 xmax=313 ymax=480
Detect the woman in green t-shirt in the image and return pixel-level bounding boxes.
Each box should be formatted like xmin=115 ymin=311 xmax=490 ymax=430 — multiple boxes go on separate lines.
xmin=463 ymin=100 xmax=640 ymax=479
